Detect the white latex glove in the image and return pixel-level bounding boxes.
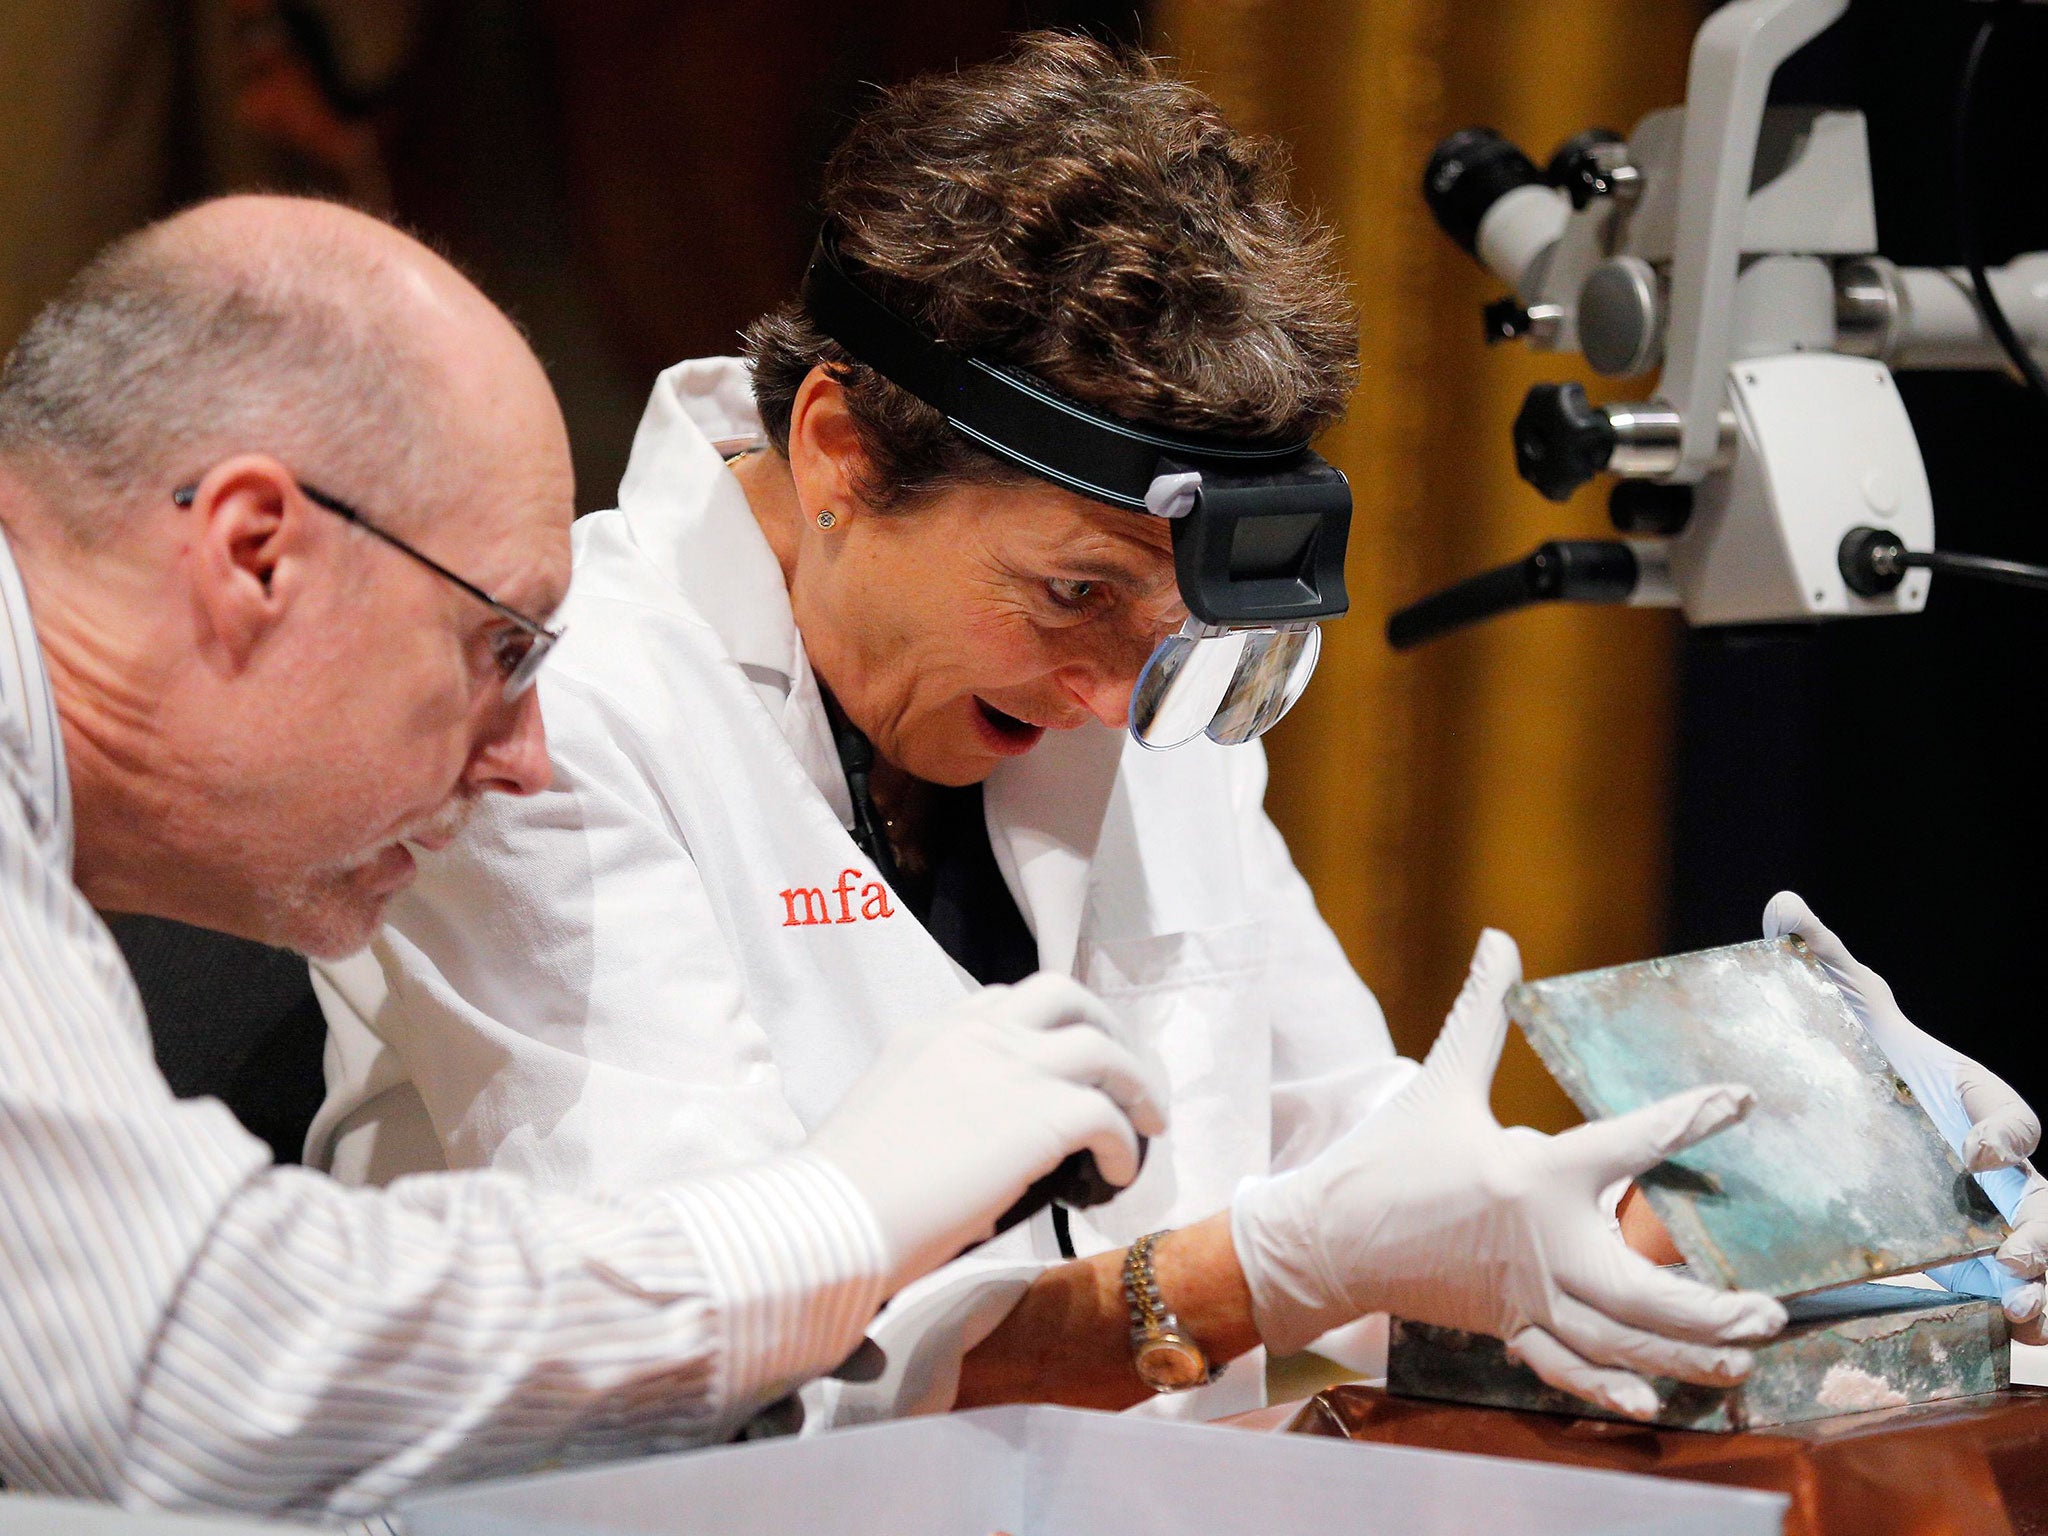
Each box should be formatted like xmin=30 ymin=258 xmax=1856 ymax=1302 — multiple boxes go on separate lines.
xmin=809 ymin=973 xmax=1167 ymax=1292
xmin=1231 ymin=930 xmax=1788 ymax=1421
xmin=1763 ymin=891 xmax=2048 ymax=1342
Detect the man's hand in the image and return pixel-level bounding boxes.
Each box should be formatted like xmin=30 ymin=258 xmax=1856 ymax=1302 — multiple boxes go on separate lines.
xmin=1764 ymin=892 xmax=2048 ymax=1342
xmin=1230 ymin=930 xmax=1786 ymax=1420
xmin=809 ymin=974 xmax=1167 ymax=1292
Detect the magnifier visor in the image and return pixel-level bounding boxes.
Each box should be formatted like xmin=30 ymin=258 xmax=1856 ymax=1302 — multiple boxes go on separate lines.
xmin=1131 ymin=620 xmax=1321 ymax=750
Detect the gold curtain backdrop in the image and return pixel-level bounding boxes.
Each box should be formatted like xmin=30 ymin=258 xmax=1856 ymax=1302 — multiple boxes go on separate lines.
xmin=1155 ymin=0 xmax=1700 ymax=1129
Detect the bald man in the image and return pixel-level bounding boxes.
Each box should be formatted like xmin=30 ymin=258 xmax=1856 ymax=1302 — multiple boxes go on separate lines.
xmin=0 ymin=196 xmax=1162 ymax=1519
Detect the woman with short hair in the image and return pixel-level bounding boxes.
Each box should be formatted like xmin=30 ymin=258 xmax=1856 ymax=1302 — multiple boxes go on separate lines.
xmin=311 ymin=33 xmax=1818 ymax=1426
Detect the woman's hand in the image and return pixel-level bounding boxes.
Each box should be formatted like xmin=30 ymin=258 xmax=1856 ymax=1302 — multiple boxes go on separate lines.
xmin=1764 ymin=891 xmax=2048 ymax=1342
xmin=1229 ymin=930 xmax=1786 ymax=1420
xmin=811 ymin=974 xmax=1167 ymax=1292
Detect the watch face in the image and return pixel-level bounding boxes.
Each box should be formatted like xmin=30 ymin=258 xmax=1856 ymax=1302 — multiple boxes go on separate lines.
xmin=1135 ymin=1333 xmax=1210 ymax=1393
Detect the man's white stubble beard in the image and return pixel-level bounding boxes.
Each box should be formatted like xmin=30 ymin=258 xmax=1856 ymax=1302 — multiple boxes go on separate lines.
xmin=396 ymin=793 xmax=480 ymax=854
xmin=276 ymin=792 xmax=481 ymax=959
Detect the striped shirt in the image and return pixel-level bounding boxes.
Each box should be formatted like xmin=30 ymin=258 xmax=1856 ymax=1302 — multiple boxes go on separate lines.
xmin=0 ymin=528 xmax=887 ymax=1521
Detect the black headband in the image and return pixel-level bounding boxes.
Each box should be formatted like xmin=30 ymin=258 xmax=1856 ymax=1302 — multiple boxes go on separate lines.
xmin=800 ymin=229 xmax=1313 ymax=510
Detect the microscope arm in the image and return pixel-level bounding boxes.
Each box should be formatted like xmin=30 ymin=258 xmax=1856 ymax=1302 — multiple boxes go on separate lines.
xmin=1661 ymin=0 xmax=1850 ymax=478
xmin=1842 ymin=255 xmax=2048 ymax=372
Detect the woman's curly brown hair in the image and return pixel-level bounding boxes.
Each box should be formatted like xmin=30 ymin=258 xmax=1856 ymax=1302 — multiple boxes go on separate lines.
xmin=744 ymin=31 xmax=1357 ymax=509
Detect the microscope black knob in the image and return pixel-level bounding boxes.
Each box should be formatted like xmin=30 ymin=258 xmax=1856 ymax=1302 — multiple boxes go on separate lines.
xmin=1546 ymin=128 xmax=1628 ymax=210
xmin=1514 ymin=382 xmax=1616 ymax=502
xmin=1483 ymin=296 xmax=1534 ymax=345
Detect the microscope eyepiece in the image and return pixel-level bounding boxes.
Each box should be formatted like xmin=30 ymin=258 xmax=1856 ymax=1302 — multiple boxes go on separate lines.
xmin=1423 ymin=128 xmax=1544 ymax=256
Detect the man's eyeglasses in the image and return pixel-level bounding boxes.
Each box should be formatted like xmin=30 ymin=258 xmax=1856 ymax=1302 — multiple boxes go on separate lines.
xmin=173 ymin=477 xmax=562 ymax=701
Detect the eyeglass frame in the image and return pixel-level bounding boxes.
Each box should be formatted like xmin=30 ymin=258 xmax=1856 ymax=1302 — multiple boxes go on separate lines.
xmin=172 ymin=474 xmax=563 ymax=701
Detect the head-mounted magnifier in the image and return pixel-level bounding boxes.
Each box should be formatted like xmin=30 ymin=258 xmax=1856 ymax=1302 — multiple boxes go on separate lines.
xmin=800 ymin=229 xmax=1352 ymax=749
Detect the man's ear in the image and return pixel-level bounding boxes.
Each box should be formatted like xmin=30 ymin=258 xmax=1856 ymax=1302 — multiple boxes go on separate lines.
xmin=181 ymin=455 xmax=306 ymax=669
xmin=785 ymin=366 xmax=872 ymax=520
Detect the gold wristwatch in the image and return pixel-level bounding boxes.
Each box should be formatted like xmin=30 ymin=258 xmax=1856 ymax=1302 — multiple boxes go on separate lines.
xmin=1122 ymin=1230 xmax=1220 ymax=1393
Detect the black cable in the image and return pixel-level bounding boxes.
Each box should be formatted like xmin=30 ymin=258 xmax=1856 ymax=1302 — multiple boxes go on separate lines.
xmin=821 ymin=691 xmax=902 ymax=891
xmin=1901 ymin=546 xmax=2048 ymax=592
xmin=1955 ymin=0 xmax=2048 ymax=414
xmin=1842 ymin=525 xmax=2048 ymax=594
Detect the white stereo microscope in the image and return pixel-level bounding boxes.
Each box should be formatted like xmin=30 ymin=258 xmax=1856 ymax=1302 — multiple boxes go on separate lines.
xmin=1391 ymin=0 xmax=2048 ymax=648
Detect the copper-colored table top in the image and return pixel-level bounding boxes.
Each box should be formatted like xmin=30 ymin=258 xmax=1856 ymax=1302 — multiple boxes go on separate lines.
xmin=1268 ymin=1384 xmax=2048 ymax=1536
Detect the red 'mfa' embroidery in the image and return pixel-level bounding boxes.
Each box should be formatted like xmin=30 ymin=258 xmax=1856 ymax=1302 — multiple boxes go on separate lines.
xmin=780 ymin=867 xmax=898 ymax=927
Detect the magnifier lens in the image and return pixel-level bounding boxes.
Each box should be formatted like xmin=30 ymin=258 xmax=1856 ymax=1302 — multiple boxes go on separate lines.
xmin=1130 ymin=626 xmax=1249 ymax=750
xmin=1205 ymin=623 xmax=1321 ymax=745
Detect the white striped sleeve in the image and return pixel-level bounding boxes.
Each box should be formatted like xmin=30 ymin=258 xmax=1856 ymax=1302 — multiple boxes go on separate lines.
xmin=0 ymin=781 xmax=887 ymax=1522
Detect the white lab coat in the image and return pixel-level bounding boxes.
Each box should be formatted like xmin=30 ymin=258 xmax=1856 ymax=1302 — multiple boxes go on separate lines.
xmin=311 ymin=356 xmax=1416 ymax=1426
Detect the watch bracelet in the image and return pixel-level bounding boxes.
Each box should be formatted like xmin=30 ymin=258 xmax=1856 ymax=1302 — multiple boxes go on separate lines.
xmin=1122 ymin=1228 xmax=1221 ymax=1388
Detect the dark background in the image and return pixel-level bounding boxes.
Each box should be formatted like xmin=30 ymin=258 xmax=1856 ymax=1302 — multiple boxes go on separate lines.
xmin=1672 ymin=1 xmax=2048 ymax=1120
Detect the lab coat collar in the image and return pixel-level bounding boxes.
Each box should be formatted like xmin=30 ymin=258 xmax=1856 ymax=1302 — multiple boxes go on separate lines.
xmin=614 ymin=357 xmax=791 ymax=688
xmin=612 ymin=358 xmax=852 ymax=826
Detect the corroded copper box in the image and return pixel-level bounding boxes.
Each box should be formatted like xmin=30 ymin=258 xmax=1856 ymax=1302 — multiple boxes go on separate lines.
xmin=1386 ymin=937 xmax=2012 ymax=1430
xmin=1390 ymin=1284 xmax=2007 ymax=1431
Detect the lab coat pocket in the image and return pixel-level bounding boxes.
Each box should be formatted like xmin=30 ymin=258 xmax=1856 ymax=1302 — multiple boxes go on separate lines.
xmin=1074 ymin=922 xmax=1272 ymax=1245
